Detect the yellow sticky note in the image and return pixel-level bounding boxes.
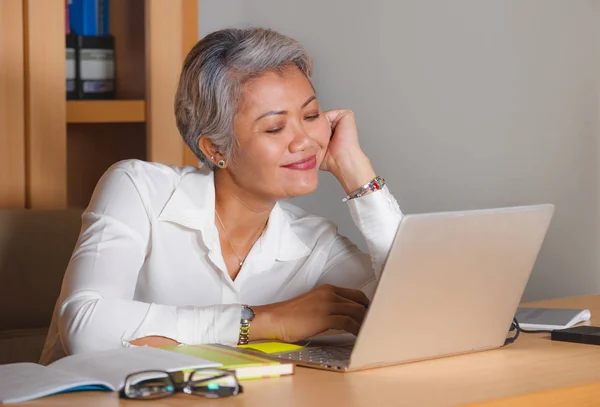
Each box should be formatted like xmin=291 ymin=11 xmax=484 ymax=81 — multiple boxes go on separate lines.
xmin=238 ymin=342 xmax=303 ymax=354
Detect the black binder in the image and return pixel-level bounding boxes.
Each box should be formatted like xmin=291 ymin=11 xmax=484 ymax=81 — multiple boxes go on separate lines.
xmin=76 ymin=35 xmax=115 ymax=99
xmin=66 ymin=34 xmax=78 ymax=100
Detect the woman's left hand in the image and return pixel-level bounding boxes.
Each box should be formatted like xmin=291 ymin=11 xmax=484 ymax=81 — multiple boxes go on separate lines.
xmin=320 ymin=109 xmax=377 ymax=194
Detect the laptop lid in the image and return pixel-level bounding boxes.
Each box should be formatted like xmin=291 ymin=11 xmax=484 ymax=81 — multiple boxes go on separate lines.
xmin=349 ymin=204 xmax=554 ymax=370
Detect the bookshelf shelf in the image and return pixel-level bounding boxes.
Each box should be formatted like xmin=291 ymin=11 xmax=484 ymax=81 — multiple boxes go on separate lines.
xmin=66 ymin=100 xmax=146 ymax=123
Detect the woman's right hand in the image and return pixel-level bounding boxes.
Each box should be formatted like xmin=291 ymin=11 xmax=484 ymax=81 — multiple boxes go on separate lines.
xmin=251 ymin=284 xmax=370 ymax=343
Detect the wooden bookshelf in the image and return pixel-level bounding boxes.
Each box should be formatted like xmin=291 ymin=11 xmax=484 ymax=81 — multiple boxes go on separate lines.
xmin=24 ymin=0 xmax=67 ymax=209
xmin=0 ymin=0 xmax=199 ymax=209
xmin=66 ymin=100 xmax=145 ymax=123
xmin=0 ymin=1 xmax=26 ymax=208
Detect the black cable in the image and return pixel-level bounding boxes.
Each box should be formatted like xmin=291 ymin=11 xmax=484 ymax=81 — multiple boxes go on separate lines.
xmin=520 ymin=328 xmax=553 ymax=334
xmin=503 ymin=317 xmax=521 ymax=346
xmin=506 ymin=318 xmax=554 ymax=345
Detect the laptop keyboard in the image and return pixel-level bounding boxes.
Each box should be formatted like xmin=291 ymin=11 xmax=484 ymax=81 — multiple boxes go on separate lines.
xmin=272 ymin=343 xmax=354 ymax=367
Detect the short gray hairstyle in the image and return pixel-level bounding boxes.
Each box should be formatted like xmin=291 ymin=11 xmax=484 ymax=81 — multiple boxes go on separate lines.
xmin=175 ymin=28 xmax=314 ymax=170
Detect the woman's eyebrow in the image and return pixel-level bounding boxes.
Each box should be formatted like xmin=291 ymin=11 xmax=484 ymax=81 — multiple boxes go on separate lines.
xmin=301 ymin=95 xmax=317 ymax=108
xmin=254 ymin=95 xmax=317 ymax=122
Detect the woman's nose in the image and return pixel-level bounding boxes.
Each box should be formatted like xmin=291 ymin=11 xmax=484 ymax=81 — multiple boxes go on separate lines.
xmin=288 ymin=123 xmax=314 ymax=153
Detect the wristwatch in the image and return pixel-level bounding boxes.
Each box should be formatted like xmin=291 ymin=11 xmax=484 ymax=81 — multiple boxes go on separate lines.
xmin=238 ymin=305 xmax=255 ymax=345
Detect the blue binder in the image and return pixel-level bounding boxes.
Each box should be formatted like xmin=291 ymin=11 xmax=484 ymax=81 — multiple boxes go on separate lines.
xmin=68 ymin=0 xmax=110 ymax=36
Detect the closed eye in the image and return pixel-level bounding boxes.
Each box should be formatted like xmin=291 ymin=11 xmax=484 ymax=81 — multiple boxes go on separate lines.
xmin=305 ymin=113 xmax=320 ymax=121
xmin=265 ymin=128 xmax=284 ymax=134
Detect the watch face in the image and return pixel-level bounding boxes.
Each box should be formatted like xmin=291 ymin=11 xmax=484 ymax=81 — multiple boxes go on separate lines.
xmin=241 ymin=305 xmax=255 ymax=321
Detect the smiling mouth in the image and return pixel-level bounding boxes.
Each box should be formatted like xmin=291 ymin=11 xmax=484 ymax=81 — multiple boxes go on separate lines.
xmin=282 ymin=155 xmax=317 ymax=170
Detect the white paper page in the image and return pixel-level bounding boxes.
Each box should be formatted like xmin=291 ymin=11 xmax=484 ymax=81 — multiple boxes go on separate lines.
xmin=49 ymin=346 xmax=221 ymax=390
xmin=0 ymin=363 xmax=112 ymax=404
xmin=516 ymin=308 xmax=591 ymax=330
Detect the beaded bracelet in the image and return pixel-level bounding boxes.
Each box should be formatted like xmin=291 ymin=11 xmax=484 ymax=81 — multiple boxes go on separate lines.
xmin=341 ymin=176 xmax=386 ymax=203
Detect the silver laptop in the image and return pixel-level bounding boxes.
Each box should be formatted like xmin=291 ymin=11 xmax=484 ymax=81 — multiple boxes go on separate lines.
xmin=269 ymin=204 xmax=554 ymax=372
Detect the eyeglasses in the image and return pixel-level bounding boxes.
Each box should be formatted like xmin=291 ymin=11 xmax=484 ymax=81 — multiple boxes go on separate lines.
xmin=120 ymin=368 xmax=243 ymax=400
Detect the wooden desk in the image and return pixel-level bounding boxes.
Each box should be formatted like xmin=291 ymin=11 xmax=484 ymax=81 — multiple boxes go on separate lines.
xmin=19 ymin=295 xmax=600 ymax=407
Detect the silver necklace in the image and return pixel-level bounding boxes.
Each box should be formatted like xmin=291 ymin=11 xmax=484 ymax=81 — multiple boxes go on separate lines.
xmin=215 ymin=210 xmax=245 ymax=267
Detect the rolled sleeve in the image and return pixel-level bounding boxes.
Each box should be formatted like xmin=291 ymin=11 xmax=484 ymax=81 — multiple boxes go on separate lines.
xmin=317 ymin=186 xmax=402 ymax=298
xmin=346 ymin=186 xmax=402 ymax=277
xmin=114 ymin=303 xmax=242 ymax=347
xmin=175 ymin=305 xmax=241 ymax=346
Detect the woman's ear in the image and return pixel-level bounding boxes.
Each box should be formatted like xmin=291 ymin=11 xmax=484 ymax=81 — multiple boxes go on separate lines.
xmin=197 ymin=136 xmax=221 ymax=166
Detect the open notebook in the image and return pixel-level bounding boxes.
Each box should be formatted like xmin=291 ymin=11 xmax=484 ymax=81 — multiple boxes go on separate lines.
xmin=516 ymin=307 xmax=592 ymax=330
xmin=0 ymin=347 xmax=218 ymax=404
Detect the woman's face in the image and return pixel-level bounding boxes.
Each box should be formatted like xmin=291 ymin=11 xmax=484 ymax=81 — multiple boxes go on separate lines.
xmin=229 ymin=65 xmax=331 ymax=201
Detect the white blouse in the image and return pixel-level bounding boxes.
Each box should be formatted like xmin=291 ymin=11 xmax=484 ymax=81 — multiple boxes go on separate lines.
xmin=40 ymin=159 xmax=402 ymax=364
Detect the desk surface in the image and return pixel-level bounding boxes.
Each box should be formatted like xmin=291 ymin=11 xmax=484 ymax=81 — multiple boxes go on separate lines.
xmin=19 ymin=295 xmax=600 ymax=407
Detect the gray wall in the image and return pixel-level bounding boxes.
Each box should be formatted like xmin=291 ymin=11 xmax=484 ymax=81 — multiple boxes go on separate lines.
xmin=198 ymin=0 xmax=600 ymax=301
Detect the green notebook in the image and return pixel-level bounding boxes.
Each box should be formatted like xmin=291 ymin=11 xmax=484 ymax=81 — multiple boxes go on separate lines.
xmin=162 ymin=344 xmax=295 ymax=380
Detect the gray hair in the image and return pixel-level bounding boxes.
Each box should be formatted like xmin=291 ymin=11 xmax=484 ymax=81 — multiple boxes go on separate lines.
xmin=175 ymin=28 xmax=314 ymax=170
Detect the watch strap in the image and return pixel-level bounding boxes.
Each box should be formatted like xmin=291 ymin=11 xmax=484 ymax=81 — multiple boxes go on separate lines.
xmin=238 ymin=305 xmax=254 ymax=345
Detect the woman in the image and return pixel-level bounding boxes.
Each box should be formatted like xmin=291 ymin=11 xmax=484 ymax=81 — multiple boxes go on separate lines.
xmin=40 ymin=28 xmax=402 ymax=364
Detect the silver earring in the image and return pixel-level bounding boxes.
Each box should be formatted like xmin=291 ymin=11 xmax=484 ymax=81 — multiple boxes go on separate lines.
xmin=217 ymin=160 xmax=226 ymax=168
